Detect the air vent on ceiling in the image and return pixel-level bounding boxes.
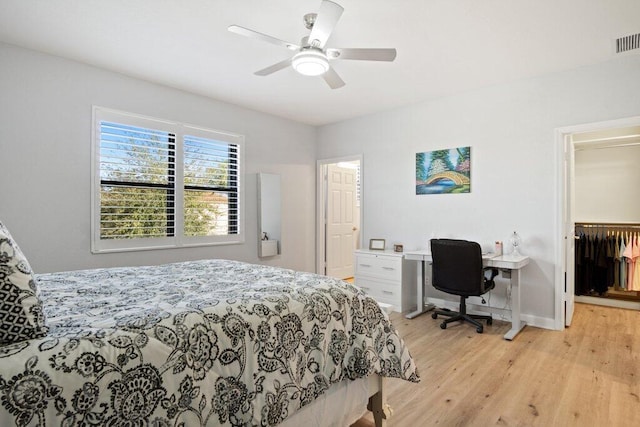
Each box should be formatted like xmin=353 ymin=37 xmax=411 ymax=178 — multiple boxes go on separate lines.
xmin=615 ymin=33 xmax=640 ymax=54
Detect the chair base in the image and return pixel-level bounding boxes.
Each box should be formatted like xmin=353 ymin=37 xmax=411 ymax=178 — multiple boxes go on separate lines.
xmin=432 ymin=299 xmax=492 ymax=333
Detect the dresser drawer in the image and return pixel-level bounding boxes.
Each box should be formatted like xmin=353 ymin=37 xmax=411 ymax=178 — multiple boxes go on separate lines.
xmin=355 ymin=277 xmax=401 ymax=307
xmin=355 ymin=254 xmax=402 ymax=281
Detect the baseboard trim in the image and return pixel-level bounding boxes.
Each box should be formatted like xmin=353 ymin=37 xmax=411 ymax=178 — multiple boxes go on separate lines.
xmin=575 ymin=295 xmax=640 ymax=310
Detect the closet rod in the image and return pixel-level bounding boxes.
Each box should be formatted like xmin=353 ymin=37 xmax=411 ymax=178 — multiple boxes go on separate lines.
xmin=576 ymin=222 xmax=640 ymax=228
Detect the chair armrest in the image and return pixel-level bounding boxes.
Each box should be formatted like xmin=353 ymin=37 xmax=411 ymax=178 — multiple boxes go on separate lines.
xmin=483 ymin=267 xmax=499 ymax=281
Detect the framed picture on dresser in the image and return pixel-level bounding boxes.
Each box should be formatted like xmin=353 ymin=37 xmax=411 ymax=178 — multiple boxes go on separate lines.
xmin=369 ymin=238 xmax=386 ymax=250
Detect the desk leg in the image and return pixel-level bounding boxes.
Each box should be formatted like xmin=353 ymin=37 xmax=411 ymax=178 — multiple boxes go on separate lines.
xmin=405 ymin=260 xmax=435 ymax=319
xmin=504 ymin=267 xmax=527 ymax=340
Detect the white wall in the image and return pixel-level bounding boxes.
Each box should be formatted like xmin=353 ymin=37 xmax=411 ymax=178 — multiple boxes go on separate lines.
xmin=0 ymin=43 xmax=317 ymax=273
xmin=317 ymin=55 xmax=640 ymax=326
xmin=575 ymin=145 xmax=640 ymax=222
xmin=3 ymin=41 xmax=640 ymax=326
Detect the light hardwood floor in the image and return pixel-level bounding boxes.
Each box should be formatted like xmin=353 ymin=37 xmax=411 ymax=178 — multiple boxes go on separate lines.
xmin=357 ymin=303 xmax=640 ymax=426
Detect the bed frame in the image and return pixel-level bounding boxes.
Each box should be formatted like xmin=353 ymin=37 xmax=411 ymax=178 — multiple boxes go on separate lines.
xmin=368 ymin=375 xmax=392 ymax=427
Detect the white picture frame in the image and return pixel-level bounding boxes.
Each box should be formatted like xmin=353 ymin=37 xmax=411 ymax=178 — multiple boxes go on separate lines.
xmin=369 ymin=239 xmax=386 ymax=250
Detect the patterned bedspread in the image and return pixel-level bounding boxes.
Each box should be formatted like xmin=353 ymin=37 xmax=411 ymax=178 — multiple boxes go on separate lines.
xmin=0 ymin=259 xmax=419 ymax=426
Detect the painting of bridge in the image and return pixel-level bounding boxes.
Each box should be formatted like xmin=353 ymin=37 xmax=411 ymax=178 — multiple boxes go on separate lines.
xmin=416 ymin=146 xmax=471 ymax=194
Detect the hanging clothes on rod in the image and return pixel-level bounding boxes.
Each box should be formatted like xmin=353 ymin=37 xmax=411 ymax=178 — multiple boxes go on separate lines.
xmin=624 ymin=232 xmax=640 ymax=291
xmin=575 ymin=223 xmax=640 ymax=296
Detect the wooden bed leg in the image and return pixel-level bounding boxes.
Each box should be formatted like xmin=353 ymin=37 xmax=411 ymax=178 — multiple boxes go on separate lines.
xmin=367 ymin=377 xmax=392 ymax=427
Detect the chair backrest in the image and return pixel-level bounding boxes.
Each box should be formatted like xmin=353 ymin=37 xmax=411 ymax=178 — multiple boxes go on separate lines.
xmin=430 ymin=238 xmax=486 ymax=296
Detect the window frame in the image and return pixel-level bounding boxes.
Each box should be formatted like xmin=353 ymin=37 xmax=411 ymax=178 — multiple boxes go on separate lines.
xmin=91 ymin=107 xmax=244 ymax=253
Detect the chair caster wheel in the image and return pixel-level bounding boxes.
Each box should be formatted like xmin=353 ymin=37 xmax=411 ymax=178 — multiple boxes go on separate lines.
xmin=440 ymin=322 xmax=447 ymax=329
xmin=432 ymin=313 xmax=438 ymax=319
xmin=487 ymin=318 xmax=493 ymax=325
xmin=476 ymin=327 xmax=483 ymax=333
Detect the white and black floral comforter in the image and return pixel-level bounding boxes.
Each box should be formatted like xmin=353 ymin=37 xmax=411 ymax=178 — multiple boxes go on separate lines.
xmin=0 ymin=259 xmax=419 ymax=426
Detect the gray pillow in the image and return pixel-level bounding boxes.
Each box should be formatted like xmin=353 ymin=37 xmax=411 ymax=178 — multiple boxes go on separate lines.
xmin=0 ymin=220 xmax=48 ymax=345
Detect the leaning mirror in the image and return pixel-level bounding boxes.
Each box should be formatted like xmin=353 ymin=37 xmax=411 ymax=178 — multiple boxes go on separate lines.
xmin=257 ymin=173 xmax=281 ymax=257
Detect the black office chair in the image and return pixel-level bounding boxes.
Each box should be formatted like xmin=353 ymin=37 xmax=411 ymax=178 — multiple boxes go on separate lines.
xmin=430 ymin=238 xmax=499 ymax=333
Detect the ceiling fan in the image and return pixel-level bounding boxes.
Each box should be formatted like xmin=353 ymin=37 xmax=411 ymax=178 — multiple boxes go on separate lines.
xmin=228 ymin=0 xmax=397 ymax=89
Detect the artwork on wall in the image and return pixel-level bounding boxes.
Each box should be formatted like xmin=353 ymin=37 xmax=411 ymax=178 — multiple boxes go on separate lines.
xmin=415 ymin=146 xmax=471 ymax=194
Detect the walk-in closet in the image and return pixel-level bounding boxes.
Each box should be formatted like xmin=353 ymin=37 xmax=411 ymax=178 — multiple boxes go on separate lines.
xmin=573 ymin=126 xmax=640 ymax=309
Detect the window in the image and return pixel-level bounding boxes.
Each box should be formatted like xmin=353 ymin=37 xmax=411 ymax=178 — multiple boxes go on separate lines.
xmin=92 ymin=107 xmax=243 ymax=253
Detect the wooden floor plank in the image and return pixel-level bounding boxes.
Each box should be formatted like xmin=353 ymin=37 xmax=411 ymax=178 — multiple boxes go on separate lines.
xmin=355 ymin=303 xmax=640 ymax=426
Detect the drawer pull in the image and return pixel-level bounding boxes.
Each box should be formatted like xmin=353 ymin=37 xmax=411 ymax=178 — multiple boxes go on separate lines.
xmin=382 ymin=290 xmax=394 ymax=295
xmin=359 ymin=264 xmax=372 ymax=267
xmin=382 ymin=267 xmax=395 ymax=271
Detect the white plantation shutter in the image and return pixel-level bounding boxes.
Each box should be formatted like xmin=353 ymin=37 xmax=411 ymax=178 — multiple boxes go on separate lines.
xmin=99 ymin=121 xmax=176 ymax=239
xmin=183 ymin=133 xmax=239 ymax=237
xmin=92 ymin=108 xmax=244 ymax=253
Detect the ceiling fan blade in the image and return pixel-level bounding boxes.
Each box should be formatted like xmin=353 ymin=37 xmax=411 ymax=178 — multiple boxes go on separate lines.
xmin=327 ymin=48 xmax=397 ymax=61
xmin=308 ymin=0 xmax=344 ymax=49
xmin=322 ymin=67 xmax=345 ymax=89
xmin=255 ymin=58 xmax=292 ymax=76
xmin=228 ymin=25 xmax=299 ymax=51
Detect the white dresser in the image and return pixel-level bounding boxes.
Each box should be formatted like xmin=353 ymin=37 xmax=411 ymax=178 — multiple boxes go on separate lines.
xmin=354 ymin=249 xmax=414 ymax=313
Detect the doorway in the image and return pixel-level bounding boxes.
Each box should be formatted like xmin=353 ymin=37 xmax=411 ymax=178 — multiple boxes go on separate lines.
xmin=316 ymin=155 xmax=363 ymax=278
xmin=555 ymin=115 xmax=640 ymax=329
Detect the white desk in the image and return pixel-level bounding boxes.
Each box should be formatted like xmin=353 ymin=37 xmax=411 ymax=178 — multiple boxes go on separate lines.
xmin=404 ymin=250 xmax=530 ymax=341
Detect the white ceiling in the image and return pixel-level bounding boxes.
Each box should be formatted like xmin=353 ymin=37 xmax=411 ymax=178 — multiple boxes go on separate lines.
xmin=1 ymin=0 xmax=638 ymax=126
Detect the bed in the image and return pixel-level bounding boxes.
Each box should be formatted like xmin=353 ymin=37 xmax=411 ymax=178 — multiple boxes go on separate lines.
xmin=0 ymin=221 xmax=419 ymax=426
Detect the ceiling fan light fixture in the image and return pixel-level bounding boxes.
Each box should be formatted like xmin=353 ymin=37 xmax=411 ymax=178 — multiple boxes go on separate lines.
xmin=292 ymin=50 xmax=329 ymax=76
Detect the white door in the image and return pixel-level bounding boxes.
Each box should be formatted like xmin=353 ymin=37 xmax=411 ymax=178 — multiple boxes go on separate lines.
xmin=564 ymin=134 xmax=576 ymax=326
xmin=326 ymin=164 xmax=357 ymax=279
